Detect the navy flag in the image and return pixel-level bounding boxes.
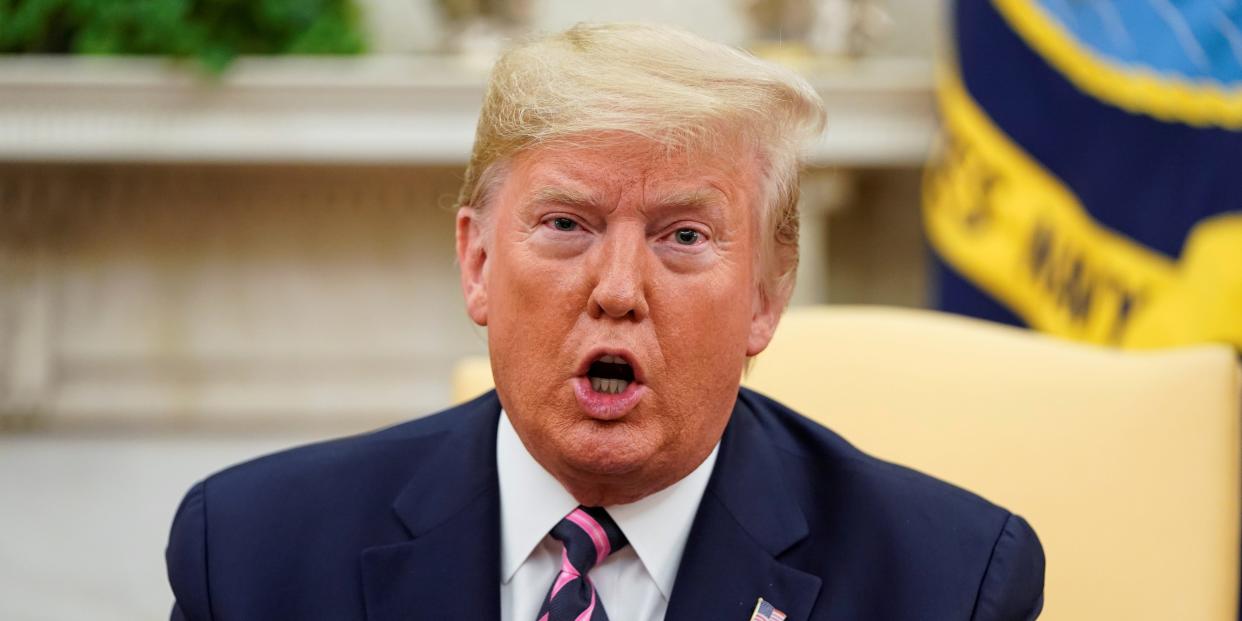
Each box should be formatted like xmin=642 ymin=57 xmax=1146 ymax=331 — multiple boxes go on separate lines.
xmin=925 ymin=0 xmax=1242 ymax=350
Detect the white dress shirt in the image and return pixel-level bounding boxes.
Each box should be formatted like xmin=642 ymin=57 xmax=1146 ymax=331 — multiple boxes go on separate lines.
xmin=497 ymin=410 xmax=719 ymax=621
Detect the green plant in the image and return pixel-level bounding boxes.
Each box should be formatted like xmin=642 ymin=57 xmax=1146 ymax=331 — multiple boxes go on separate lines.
xmin=0 ymin=0 xmax=367 ymax=72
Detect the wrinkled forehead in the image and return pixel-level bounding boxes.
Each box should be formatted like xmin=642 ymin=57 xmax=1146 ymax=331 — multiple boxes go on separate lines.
xmin=502 ymin=132 xmax=765 ymax=207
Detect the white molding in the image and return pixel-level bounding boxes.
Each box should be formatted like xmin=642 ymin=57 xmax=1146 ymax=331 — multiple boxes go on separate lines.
xmin=0 ymin=54 xmax=935 ymax=166
xmin=47 ymin=352 xmax=456 ymax=425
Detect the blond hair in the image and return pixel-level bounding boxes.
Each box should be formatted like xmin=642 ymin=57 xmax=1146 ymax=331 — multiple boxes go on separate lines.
xmin=457 ymin=22 xmax=826 ymax=308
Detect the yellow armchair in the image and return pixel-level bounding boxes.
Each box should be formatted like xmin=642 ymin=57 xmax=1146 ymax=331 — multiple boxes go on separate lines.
xmin=452 ymin=305 xmax=1241 ymax=620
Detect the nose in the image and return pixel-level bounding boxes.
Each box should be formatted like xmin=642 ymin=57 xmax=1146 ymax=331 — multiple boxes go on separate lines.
xmin=587 ymin=225 xmax=650 ymax=321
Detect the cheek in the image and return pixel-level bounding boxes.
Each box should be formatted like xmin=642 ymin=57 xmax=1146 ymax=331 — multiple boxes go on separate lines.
xmin=485 ymin=234 xmax=592 ymax=390
xmin=492 ymin=233 xmax=584 ymax=321
xmin=651 ymin=265 xmax=754 ymax=382
xmin=645 ymin=275 xmax=750 ymax=457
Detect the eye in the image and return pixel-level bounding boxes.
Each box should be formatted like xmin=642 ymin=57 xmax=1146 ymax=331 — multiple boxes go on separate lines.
xmin=549 ymin=217 xmax=579 ymax=232
xmin=673 ymin=228 xmax=701 ymax=245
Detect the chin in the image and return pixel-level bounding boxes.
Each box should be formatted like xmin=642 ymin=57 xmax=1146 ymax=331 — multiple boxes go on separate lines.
xmin=558 ymin=421 xmax=655 ymax=477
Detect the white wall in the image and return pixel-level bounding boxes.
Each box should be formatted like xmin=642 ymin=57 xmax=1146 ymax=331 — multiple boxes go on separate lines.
xmin=0 ymin=164 xmax=487 ymax=429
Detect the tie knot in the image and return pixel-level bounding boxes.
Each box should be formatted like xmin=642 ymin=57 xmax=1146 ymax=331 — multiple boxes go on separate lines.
xmin=550 ymin=506 xmax=628 ymax=574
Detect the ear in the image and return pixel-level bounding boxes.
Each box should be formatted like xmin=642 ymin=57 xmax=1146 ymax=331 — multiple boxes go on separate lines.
xmin=745 ymin=286 xmax=784 ymax=357
xmin=456 ymin=207 xmax=489 ymax=326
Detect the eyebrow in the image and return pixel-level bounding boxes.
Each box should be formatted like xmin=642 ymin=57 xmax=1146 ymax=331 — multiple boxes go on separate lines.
xmin=649 ymin=189 xmax=726 ymax=214
xmin=530 ymin=186 xmax=602 ymax=209
xmin=526 ymin=183 xmax=725 ymax=213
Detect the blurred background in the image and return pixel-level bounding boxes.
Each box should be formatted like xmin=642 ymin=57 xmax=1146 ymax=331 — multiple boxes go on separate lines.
xmin=0 ymin=0 xmax=1238 ymax=618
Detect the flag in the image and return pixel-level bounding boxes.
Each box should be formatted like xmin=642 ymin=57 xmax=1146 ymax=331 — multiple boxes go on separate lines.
xmin=750 ymin=597 xmax=787 ymax=621
xmin=925 ymin=0 xmax=1242 ymax=350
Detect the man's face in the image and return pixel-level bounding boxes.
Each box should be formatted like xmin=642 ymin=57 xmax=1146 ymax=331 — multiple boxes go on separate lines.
xmin=456 ymin=135 xmax=783 ymax=504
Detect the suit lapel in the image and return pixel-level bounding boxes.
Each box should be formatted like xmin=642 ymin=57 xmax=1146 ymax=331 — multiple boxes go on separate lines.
xmin=666 ymin=392 xmax=823 ymax=621
xmin=360 ymin=392 xmax=503 ymax=621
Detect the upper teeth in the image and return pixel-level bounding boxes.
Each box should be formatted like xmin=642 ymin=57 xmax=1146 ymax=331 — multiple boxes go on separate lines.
xmin=599 ymin=355 xmax=627 ymax=365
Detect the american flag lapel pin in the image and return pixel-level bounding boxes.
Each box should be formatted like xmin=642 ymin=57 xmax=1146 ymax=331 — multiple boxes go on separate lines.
xmin=750 ymin=597 xmax=788 ymax=621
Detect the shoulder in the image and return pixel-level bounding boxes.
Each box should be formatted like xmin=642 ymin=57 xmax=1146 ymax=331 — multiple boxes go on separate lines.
xmin=737 ymin=388 xmax=1044 ymax=620
xmin=166 ymin=391 xmax=501 ymax=619
xmin=187 ymin=389 xmax=494 ymax=526
xmin=169 ymin=390 xmax=499 ymax=531
xmin=198 ymin=390 xmax=498 ymax=508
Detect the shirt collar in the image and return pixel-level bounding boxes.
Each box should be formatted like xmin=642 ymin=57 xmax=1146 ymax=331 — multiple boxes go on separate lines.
xmin=497 ymin=410 xmax=578 ymax=584
xmin=496 ymin=409 xmax=719 ymax=599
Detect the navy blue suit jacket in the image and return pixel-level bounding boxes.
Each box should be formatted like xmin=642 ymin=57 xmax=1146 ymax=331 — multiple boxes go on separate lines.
xmin=167 ymin=388 xmax=1045 ymax=620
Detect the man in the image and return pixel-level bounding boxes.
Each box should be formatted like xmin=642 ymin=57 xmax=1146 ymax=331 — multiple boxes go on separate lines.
xmin=167 ymin=23 xmax=1044 ymax=621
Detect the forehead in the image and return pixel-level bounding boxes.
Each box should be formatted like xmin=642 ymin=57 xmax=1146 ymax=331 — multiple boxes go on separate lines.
xmin=505 ymin=135 xmax=761 ymax=204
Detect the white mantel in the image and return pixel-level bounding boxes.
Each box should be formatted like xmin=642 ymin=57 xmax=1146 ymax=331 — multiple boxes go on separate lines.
xmin=0 ymin=54 xmax=935 ymax=166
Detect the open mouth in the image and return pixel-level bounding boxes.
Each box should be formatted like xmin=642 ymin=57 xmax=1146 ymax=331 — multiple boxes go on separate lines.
xmin=573 ymin=349 xmax=646 ymax=419
xmin=586 ymin=354 xmax=635 ymax=394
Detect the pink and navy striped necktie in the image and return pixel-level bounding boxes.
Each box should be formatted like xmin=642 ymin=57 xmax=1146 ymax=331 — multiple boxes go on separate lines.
xmin=536 ymin=506 xmax=629 ymax=621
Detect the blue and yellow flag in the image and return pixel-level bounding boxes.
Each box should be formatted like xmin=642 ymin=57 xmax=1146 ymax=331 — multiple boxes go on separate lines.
xmin=925 ymin=0 xmax=1242 ymax=350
